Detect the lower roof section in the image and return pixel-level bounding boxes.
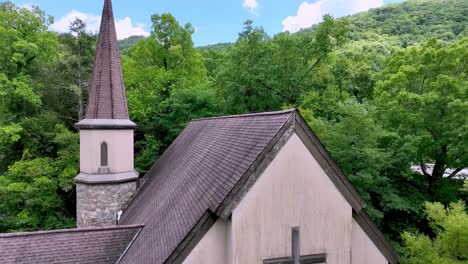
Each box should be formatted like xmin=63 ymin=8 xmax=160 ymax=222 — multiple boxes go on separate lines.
xmin=0 ymin=225 xmax=143 ymax=264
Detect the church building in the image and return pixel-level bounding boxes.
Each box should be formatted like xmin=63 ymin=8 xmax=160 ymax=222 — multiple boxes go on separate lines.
xmin=0 ymin=1 xmax=399 ymax=263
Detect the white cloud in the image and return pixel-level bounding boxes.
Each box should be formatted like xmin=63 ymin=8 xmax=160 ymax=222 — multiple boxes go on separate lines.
xmin=282 ymin=0 xmax=383 ymax=33
xmin=282 ymin=2 xmax=322 ymax=33
xmin=50 ymin=10 xmax=101 ymax=34
xmin=50 ymin=10 xmax=149 ymax=40
xmin=243 ymin=0 xmax=259 ymax=13
xmin=115 ymin=17 xmax=149 ymax=39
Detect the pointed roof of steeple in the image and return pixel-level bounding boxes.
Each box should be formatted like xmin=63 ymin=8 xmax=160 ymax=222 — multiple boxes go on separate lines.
xmin=85 ymin=0 xmax=129 ymax=120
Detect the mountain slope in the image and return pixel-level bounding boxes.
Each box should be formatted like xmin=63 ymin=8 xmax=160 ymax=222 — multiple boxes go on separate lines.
xmin=346 ymin=0 xmax=467 ymax=43
xmin=118 ymin=35 xmax=146 ymax=54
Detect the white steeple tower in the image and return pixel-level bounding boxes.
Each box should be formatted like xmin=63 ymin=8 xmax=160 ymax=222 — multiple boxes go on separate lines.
xmin=75 ymin=0 xmax=138 ymax=228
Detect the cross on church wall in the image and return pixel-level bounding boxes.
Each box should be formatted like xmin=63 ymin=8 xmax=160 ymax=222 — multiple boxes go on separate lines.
xmin=263 ymin=227 xmax=327 ymax=264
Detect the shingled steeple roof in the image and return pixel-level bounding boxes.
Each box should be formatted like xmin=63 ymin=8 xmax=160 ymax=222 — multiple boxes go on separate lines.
xmin=85 ymin=0 xmax=129 ymax=120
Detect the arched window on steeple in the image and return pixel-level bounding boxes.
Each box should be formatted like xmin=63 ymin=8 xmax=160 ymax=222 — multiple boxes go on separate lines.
xmin=100 ymin=142 xmax=108 ymax=167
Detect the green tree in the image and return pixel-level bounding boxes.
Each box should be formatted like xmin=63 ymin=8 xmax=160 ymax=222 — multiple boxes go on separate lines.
xmin=122 ymin=13 xmax=217 ymax=172
xmin=38 ymin=19 xmax=97 ymax=128
xmin=402 ymin=201 xmax=468 ymax=264
xmin=217 ymin=15 xmax=348 ymax=114
xmin=66 ymin=18 xmax=96 ymax=120
xmin=299 ymin=94 xmax=426 ymax=242
xmin=375 ymin=38 xmax=467 ymax=193
xmin=0 ymin=2 xmax=61 ymax=169
xmin=0 ymin=2 xmax=58 ymax=122
xmin=0 ymin=117 xmax=78 ymax=232
xmin=328 ymin=34 xmax=401 ymax=102
xmin=0 ymin=2 xmax=55 ymax=77
xmin=124 ymin=13 xmax=207 ymax=115
xmin=0 ymin=2 xmax=78 ymax=232
xmin=216 ymin=20 xmax=278 ymax=113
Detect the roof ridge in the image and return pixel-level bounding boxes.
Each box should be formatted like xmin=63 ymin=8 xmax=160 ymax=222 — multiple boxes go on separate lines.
xmin=192 ymin=109 xmax=296 ymax=122
xmin=0 ymin=224 xmax=144 ymax=238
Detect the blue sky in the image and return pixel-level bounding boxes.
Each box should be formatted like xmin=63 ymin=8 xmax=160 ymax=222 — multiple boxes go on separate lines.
xmin=13 ymin=0 xmax=404 ymax=46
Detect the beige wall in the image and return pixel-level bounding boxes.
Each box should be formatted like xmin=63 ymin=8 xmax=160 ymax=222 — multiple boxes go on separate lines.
xmin=182 ymin=220 xmax=231 ymax=264
xmin=80 ymin=129 xmax=134 ymax=174
xmin=231 ymin=133 xmax=352 ymax=264
xmin=351 ymin=219 xmax=388 ymax=264
xmin=182 ymin=132 xmax=389 ymax=264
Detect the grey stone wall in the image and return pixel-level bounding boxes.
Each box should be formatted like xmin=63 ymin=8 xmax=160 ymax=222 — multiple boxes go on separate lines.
xmin=76 ymin=181 xmax=136 ymax=228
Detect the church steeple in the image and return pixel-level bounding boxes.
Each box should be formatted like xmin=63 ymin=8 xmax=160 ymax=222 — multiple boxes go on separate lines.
xmin=75 ymin=0 xmax=138 ymax=228
xmin=86 ymin=0 xmax=128 ymax=120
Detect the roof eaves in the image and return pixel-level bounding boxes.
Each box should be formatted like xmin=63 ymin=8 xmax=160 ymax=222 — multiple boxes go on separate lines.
xmin=0 ymin=224 xmax=144 ymax=238
xmin=164 ymin=211 xmax=217 ymax=264
xmin=353 ymin=210 xmax=400 ymax=264
xmin=293 ymin=110 xmax=399 ymax=263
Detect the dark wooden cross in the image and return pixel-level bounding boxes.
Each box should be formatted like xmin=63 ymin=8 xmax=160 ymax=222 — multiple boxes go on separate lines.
xmin=263 ymin=227 xmax=327 ymax=264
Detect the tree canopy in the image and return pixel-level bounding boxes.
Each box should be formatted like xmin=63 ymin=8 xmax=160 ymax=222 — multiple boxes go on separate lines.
xmin=402 ymin=201 xmax=468 ymax=263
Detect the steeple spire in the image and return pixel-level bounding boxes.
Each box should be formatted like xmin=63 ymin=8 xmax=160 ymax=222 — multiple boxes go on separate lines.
xmin=75 ymin=0 xmax=138 ymax=228
xmin=85 ymin=0 xmax=129 ymax=120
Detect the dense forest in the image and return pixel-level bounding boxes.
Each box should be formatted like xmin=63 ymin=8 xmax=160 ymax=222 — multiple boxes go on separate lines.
xmin=0 ymin=0 xmax=466 ymax=262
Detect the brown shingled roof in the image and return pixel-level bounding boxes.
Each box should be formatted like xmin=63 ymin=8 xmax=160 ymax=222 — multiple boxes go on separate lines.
xmin=118 ymin=109 xmax=399 ymax=264
xmin=119 ymin=109 xmax=296 ymax=263
xmin=0 ymin=109 xmax=399 ymax=264
xmin=85 ymin=0 xmax=129 ymax=119
xmin=0 ymin=225 xmax=143 ymax=264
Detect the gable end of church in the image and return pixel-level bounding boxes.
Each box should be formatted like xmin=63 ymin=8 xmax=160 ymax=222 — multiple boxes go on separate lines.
xmin=158 ymin=109 xmax=399 ymax=264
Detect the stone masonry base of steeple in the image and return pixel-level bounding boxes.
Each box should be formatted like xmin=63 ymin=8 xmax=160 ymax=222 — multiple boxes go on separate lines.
xmin=76 ymin=182 xmax=136 ymax=227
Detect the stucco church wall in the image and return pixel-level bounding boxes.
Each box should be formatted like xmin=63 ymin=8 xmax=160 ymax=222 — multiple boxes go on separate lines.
xmin=231 ymin=133 xmax=353 ymax=264
xmin=351 ymin=218 xmax=388 ymax=264
xmin=181 ymin=132 xmax=390 ymax=264
xmin=182 ymin=220 xmax=231 ymax=264
xmin=80 ymin=129 xmax=134 ymax=174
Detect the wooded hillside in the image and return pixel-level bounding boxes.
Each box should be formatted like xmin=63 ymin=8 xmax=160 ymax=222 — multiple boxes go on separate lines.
xmin=0 ymin=0 xmax=466 ymax=262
